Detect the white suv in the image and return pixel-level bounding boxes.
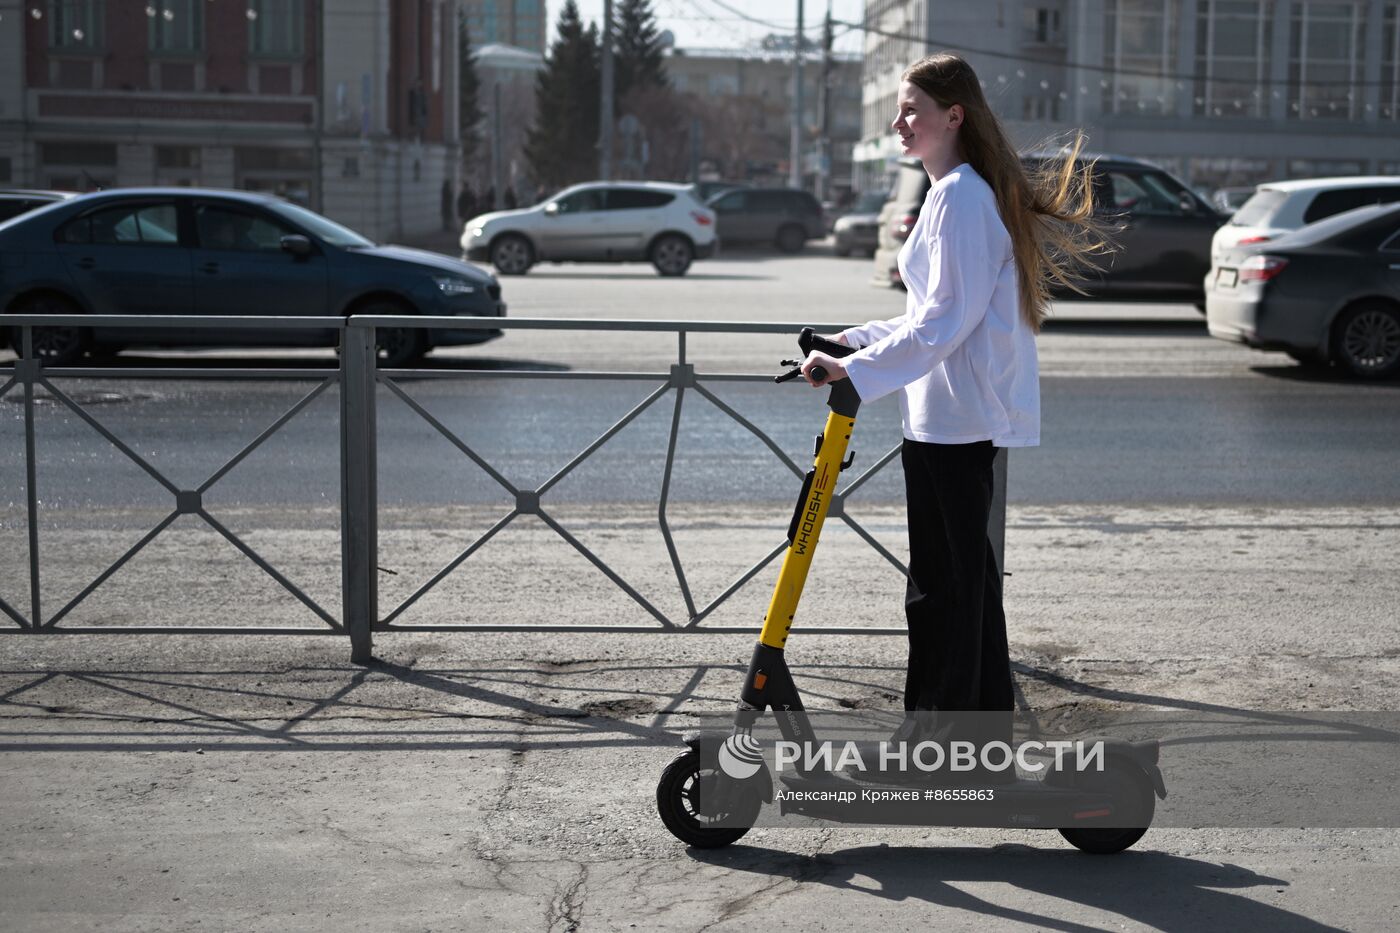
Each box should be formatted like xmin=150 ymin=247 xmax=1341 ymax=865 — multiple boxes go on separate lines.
xmin=461 ymin=181 xmax=718 ymax=277
xmin=1211 ymin=177 xmax=1400 ymax=263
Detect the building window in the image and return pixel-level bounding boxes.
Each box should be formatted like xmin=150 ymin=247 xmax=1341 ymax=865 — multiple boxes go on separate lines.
xmin=48 ymin=0 xmax=102 ymax=52
xmin=1103 ymin=0 xmax=1178 ymax=116
xmin=1288 ymin=1 xmax=1364 ymax=120
xmin=149 ymin=0 xmax=203 ymax=55
xmin=156 ymin=146 xmax=201 ymax=170
xmin=248 ymin=0 xmax=305 ymax=58
xmin=1193 ymin=1 xmax=1271 ymax=118
xmin=40 ymin=140 xmax=116 ymax=190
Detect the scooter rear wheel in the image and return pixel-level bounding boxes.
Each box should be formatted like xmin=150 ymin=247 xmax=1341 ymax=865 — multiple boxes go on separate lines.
xmin=1057 ymin=761 xmax=1154 ymax=854
xmin=656 ymin=750 xmax=759 ymax=848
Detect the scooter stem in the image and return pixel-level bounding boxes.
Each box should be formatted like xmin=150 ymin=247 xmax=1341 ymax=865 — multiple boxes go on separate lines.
xmin=758 ymin=374 xmax=861 ymax=650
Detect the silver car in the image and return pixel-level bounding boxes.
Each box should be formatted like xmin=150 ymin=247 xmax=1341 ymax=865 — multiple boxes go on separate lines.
xmin=461 ymin=181 xmax=718 ymax=277
xmin=832 ymin=191 xmax=887 ymax=258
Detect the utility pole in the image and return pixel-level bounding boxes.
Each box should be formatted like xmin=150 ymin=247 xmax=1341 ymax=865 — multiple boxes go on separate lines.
xmin=816 ymin=1 xmax=833 ymax=202
xmin=600 ymin=0 xmax=615 ymax=180
xmin=788 ymin=0 xmax=804 ymax=189
xmin=492 ymin=81 xmax=503 ymax=209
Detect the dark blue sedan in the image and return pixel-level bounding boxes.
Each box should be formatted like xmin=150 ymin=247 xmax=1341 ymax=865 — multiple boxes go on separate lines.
xmin=0 ymin=188 xmax=505 ymax=366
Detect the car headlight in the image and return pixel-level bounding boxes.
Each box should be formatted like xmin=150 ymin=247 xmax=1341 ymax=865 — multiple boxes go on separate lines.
xmin=470 ymin=227 xmax=485 ymax=238
xmin=434 ymin=276 xmax=477 ymax=296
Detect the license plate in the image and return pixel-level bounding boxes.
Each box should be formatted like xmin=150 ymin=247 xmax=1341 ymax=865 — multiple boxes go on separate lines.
xmin=1216 ymin=268 xmax=1238 ymax=288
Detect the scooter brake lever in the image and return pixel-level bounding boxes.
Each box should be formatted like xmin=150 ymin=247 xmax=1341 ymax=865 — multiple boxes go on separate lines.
xmin=774 ymin=367 xmax=803 ymax=384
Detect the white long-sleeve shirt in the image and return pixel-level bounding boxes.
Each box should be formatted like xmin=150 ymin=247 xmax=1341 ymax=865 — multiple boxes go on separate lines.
xmin=840 ymin=163 xmax=1040 ymax=447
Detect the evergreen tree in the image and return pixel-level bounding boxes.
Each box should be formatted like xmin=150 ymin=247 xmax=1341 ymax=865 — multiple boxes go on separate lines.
xmin=613 ymin=0 xmax=669 ymax=101
xmin=458 ymin=14 xmax=484 ymax=183
xmin=524 ymin=1 xmax=601 ymax=189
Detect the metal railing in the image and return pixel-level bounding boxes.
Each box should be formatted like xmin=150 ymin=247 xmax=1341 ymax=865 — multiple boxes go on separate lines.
xmin=2 ymin=315 xmax=1005 ymax=661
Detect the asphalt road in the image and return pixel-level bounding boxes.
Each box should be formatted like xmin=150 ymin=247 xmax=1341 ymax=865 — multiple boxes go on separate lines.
xmin=2 ymin=248 xmax=1397 ymax=508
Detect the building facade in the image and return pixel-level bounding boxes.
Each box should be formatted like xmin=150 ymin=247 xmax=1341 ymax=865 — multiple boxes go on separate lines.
xmin=460 ymin=0 xmax=546 ymax=53
xmin=855 ymin=0 xmax=1400 ymax=193
xmin=666 ymin=47 xmax=863 ymax=199
xmin=0 ymin=0 xmax=464 ymax=242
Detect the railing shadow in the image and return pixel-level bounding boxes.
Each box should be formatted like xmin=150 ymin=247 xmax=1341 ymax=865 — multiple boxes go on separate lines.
xmin=691 ymin=843 xmax=1339 ymax=933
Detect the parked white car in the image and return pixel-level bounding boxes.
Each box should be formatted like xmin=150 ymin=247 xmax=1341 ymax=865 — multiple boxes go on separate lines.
xmin=461 ymin=181 xmax=718 ymax=277
xmin=1211 ymin=176 xmax=1400 ymax=263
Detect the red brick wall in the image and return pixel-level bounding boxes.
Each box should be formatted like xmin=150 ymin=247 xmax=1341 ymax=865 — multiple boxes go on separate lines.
xmin=22 ymin=0 xmax=319 ymax=98
xmin=389 ymin=0 xmax=447 ymax=142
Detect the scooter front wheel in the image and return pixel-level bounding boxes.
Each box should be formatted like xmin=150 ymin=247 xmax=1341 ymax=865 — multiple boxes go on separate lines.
xmin=656 ymin=750 xmax=759 ymax=848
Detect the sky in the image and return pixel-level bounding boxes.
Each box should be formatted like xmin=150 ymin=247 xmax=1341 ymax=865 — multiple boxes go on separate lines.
xmin=560 ymin=0 xmax=867 ymax=55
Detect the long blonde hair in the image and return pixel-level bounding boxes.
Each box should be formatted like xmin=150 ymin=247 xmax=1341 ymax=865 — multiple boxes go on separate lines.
xmin=902 ymin=53 xmax=1111 ymax=332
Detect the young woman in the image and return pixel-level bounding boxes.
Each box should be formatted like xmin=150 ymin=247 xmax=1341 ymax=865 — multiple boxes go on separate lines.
xmin=800 ymin=53 xmax=1106 ymax=741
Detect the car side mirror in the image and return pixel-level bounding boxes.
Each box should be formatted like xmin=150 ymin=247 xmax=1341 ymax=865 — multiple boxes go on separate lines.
xmin=1178 ymin=193 xmax=1200 ymax=215
xmin=280 ymin=234 xmax=312 ymax=257
xmin=544 ymin=202 xmax=560 ymax=216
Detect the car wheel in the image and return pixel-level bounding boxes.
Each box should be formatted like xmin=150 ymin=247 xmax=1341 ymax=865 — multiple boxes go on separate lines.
xmin=650 ymin=234 xmax=694 ymax=277
xmin=1333 ymin=302 xmax=1400 ymax=379
xmin=7 ymin=293 xmax=88 ymax=366
xmin=834 ymin=243 xmax=851 ymax=257
xmin=775 ymin=224 xmax=805 ymax=254
xmin=357 ymin=300 xmax=426 ymax=368
xmin=490 ymin=235 xmax=534 ymax=276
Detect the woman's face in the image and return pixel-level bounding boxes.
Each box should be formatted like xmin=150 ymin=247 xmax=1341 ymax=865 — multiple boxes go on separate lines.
xmin=892 ymin=80 xmax=962 ymax=165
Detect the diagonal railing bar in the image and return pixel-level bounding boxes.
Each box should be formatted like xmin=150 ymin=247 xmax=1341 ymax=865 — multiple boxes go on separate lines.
xmin=536 ymin=382 xmax=671 ymax=497
xmin=657 ymin=385 xmax=698 ymax=621
xmin=38 ymin=377 xmax=181 ymax=495
xmin=691 ymin=381 xmax=804 ymax=479
xmin=380 ymin=509 xmax=521 ymax=625
xmin=0 ymin=376 xmax=15 ymax=400
xmin=43 ymin=510 xmax=182 ymax=628
xmin=534 ymin=508 xmax=676 ymax=629
xmin=197 ymin=377 xmax=336 ymax=494
xmin=196 ymin=509 xmax=341 ymax=630
xmin=840 ymin=512 xmax=909 ymax=577
xmin=687 ymin=539 xmax=790 ymax=628
xmin=380 ymin=377 xmax=519 ymax=496
xmin=0 ymin=594 xmax=29 ymax=630
xmin=837 ymin=442 xmax=902 ymax=499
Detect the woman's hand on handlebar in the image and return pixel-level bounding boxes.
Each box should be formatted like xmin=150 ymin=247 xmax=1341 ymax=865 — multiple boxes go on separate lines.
xmin=801 ymin=350 xmax=848 ymax=387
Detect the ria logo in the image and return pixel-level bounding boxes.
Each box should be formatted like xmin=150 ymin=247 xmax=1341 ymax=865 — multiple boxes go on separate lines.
xmin=717 ymin=733 xmax=764 ymax=779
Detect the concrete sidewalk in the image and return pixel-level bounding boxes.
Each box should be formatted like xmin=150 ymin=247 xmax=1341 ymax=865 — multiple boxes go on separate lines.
xmin=3 ymin=503 xmax=1399 ymax=931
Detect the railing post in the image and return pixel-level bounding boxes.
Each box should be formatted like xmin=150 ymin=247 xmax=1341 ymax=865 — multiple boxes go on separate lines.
xmin=340 ymin=323 xmax=377 ymax=663
xmin=21 ymin=327 xmax=41 ymax=630
xmin=989 ymin=447 xmax=1008 ymax=578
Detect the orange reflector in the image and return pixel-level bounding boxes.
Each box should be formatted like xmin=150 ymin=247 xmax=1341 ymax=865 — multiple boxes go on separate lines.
xmin=753 ymin=673 xmax=768 ymax=690
xmin=1074 ymin=808 xmax=1112 ymax=820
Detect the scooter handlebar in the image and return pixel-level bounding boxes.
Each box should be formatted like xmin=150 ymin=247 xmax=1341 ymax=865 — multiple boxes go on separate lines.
xmin=774 ymin=328 xmax=853 ymax=384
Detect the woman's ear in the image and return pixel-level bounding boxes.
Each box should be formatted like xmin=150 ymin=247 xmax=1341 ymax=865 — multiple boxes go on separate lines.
xmin=947 ymin=103 xmax=965 ymax=130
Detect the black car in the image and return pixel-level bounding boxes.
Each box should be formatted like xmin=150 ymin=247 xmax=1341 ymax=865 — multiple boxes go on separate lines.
xmin=0 ymin=188 xmax=76 ymax=223
xmin=1205 ymin=202 xmax=1400 ymax=379
xmin=873 ymin=154 xmax=1227 ymax=303
xmin=706 ymin=187 xmax=825 ymax=253
xmin=0 ymin=188 xmax=504 ymax=366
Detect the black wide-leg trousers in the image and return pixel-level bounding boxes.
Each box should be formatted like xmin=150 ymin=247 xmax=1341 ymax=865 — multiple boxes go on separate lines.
xmin=900 ymin=438 xmax=1014 ymax=717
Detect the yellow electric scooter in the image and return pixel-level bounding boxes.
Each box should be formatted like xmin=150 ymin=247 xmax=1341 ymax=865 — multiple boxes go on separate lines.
xmin=654 ymin=328 xmax=1166 ymax=853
